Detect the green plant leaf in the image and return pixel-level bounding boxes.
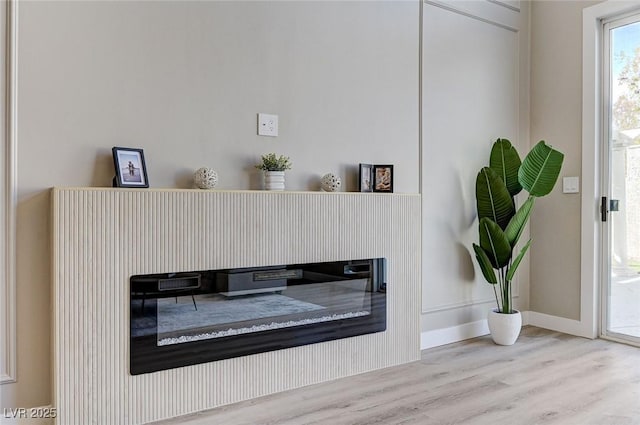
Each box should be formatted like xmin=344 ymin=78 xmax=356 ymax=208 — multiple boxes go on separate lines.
xmin=490 ymin=138 xmax=522 ymax=198
xmin=505 ymin=197 xmax=535 ymax=247
xmin=479 ymin=217 xmax=512 ymax=268
xmin=476 ymin=167 xmax=515 ymax=229
xmin=472 ymin=243 xmax=498 ymax=284
xmin=255 ymin=153 xmax=292 ymax=171
xmin=518 ymin=141 xmax=564 ymax=197
xmin=506 ymin=239 xmax=532 ymax=281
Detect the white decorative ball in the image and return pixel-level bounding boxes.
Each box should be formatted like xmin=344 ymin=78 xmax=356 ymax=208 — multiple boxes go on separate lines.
xmin=194 ymin=167 xmax=218 ymax=189
xmin=320 ymin=173 xmax=342 ymax=192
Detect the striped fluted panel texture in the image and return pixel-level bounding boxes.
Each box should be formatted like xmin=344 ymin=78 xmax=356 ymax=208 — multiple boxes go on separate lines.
xmin=51 ymin=188 xmax=421 ymax=425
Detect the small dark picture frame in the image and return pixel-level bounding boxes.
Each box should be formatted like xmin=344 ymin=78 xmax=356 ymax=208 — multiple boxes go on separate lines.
xmin=373 ymin=164 xmax=393 ymax=193
xmin=359 ymin=163 xmax=374 ymax=192
xmin=112 ymin=147 xmax=149 ymax=188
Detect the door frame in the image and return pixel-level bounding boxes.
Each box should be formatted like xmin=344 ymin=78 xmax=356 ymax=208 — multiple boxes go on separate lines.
xmin=582 ymin=1 xmax=640 ymax=341
xmin=0 ymin=0 xmax=17 ymax=385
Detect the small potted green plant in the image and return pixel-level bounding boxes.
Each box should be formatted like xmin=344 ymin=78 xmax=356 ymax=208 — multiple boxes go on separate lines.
xmin=473 ymin=139 xmax=563 ymax=345
xmin=255 ymin=153 xmax=292 ymax=191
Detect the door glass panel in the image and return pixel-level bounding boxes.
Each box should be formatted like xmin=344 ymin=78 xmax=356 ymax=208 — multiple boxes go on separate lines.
xmin=607 ymin=17 xmax=640 ymax=340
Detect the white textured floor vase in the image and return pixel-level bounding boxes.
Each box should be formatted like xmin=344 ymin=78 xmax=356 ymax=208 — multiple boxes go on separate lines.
xmin=265 ymin=171 xmax=285 ymax=190
xmin=487 ymin=309 xmax=522 ymax=345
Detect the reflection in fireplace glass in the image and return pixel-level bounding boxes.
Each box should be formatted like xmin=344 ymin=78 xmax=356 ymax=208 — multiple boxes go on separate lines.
xmin=130 ymin=259 xmax=386 ymax=374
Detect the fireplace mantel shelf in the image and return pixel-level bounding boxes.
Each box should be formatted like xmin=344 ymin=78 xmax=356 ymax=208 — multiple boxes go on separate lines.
xmin=53 ymin=187 xmax=420 ymax=197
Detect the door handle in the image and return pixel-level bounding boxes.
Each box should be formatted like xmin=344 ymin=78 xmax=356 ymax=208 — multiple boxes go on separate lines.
xmin=602 ymin=196 xmax=608 ymax=222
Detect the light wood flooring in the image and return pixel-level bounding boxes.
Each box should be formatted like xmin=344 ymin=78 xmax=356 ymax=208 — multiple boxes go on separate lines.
xmin=157 ymin=327 xmax=640 ymax=425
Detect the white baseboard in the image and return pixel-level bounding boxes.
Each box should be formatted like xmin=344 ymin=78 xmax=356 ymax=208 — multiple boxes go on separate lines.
xmin=420 ymin=319 xmax=490 ymax=350
xmin=420 ymin=310 xmax=591 ymax=351
xmin=526 ymin=311 xmax=593 ymax=338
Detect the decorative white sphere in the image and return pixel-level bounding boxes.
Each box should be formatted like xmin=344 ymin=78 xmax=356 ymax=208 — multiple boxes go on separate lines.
xmin=194 ymin=167 xmax=218 ymax=189
xmin=320 ymin=173 xmax=342 ymax=192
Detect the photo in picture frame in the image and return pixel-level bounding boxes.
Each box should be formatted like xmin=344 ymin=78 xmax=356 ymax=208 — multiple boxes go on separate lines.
xmin=112 ymin=147 xmax=149 ymax=188
xmin=359 ymin=163 xmax=373 ymax=193
xmin=372 ymin=164 xmax=393 ymax=193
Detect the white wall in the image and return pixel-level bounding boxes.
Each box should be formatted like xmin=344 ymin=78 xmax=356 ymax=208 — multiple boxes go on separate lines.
xmin=1 ymin=0 xmax=419 ymax=408
xmin=420 ymin=1 xmax=530 ymax=343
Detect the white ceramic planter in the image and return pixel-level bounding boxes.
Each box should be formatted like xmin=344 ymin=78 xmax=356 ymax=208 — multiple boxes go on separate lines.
xmin=487 ymin=309 xmax=522 ymax=345
xmin=264 ymin=171 xmax=285 ymax=191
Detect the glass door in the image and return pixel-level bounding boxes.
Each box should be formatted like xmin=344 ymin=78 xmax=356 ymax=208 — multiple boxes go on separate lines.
xmin=603 ymin=13 xmax=640 ymax=343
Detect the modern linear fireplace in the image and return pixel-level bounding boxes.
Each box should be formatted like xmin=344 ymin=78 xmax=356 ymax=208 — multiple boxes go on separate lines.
xmin=130 ymin=258 xmax=387 ymax=374
xmin=53 ymin=188 xmax=419 ymax=425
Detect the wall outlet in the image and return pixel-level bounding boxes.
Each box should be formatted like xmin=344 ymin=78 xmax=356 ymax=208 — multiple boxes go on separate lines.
xmin=258 ymin=113 xmax=278 ymax=137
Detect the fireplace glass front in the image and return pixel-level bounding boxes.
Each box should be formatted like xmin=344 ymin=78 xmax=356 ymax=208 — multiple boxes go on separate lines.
xmin=130 ymin=259 xmax=386 ymax=374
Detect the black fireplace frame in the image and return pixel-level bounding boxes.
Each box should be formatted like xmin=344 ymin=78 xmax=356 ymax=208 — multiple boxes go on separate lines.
xmin=130 ymin=259 xmax=387 ymax=375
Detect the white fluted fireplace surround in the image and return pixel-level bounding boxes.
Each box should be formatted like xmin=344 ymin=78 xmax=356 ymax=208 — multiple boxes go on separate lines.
xmin=51 ymin=188 xmax=421 ymax=425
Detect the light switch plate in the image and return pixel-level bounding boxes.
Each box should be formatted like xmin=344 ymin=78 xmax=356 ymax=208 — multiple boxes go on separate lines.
xmin=563 ymin=176 xmax=579 ymax=194
xmin=258 ymin=113 xmax=278 ymax=137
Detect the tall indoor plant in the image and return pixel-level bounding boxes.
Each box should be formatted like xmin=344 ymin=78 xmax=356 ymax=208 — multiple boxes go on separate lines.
xmin=472 ymin=139 xmax=564 ymax=345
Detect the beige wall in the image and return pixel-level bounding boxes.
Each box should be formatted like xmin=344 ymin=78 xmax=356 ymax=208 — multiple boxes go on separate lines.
xmin=1 ymin=1 xmax=419 ymax=408
xmin=529 ymin=0 xmax=602 ymax=320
